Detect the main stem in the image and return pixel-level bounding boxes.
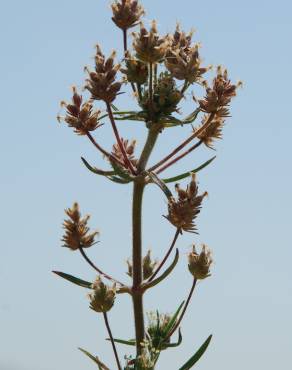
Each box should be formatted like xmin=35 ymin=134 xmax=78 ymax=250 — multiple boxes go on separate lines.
xmin=132 ymin=128 xmax=159 ymax=356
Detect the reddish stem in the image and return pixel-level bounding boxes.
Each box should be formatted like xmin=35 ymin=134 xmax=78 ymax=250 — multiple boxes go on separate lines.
xmin=106 ymin=102 xmax=137 ymax=175
xmin=148 ymin=228 xmax=180 ymax=282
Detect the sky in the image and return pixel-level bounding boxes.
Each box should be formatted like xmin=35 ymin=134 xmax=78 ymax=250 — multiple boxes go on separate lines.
xmin=0 ymin=0 xmax=291 ymax=369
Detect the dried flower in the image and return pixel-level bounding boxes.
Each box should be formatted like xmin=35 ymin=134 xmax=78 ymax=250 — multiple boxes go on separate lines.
xmin=112 ymin=138 xmax=138 ymax=168
xmin=188 ymin=244 xmax=213 ymax=279
xmin=62 ymin=202 xmax=98 ymax=250
xmin=165 ymin=25 xmax=210 ymax=83
xmin=85 ymin=45 xmax=122 ymax=103
xmin=165 ymin=174 xmax=207 ymax=233
xmin=196 ymin=114 xmax=224 ymax=149
xmin=133 ymin=21 xmax=170 ymax=63
xmin=198 ymin=66 xmax=238 ymax=117
xmin=111 ymin=0 xmax=144 ymax=30
xmin=58 ymin=87 xmax=101 ymax=135
xmin=121 ymin=51 xmax=148 ymax=84
xmin=89 ymin=276 xmax=116 ymax=313
xmin=127 ymin=250 xmax=157 ymax=280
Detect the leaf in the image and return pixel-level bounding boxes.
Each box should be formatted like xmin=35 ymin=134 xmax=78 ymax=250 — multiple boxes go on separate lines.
xmin=163 ymin=108 xmax=201 ymax=128
xmin=144 ymin=249 xmax=179 ymax=291
xmin=110 ymin=161 xmax=134 ymax=182
xmin=178 ymin=335 xmax=212 ymax=370
xmin=52 ymin=271 xmax=92 ymax=289
xmin=163 ymin=156 xmax=216 ymax=183
xmin=108 ymin=176 xmax=131 ymax=184
xmin=106 ymin=338 xmax=136 ymax=346
xmin=162 ymin=301 xmax=185 ymax=337
xmin=165 ymin=328 xmax=182 ymax=348
xmin=148 ymin=172 xmax=173 ymax=199
xmin=78 ymin=347 xmax=110 ymax=370
xmin=81 ymin=157 xmax=115 ymax=176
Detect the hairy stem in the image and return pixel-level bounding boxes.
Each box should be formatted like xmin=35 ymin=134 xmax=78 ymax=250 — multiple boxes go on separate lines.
xmin=148 ymin=228 xmax=180 ymax=282
xmin=132 ymin=129 xmax=160 ymax=356
xmin=79 ymin=247 xmax=125 ymax=286
xmin=103 ymin=312 xmax=122 ymax=370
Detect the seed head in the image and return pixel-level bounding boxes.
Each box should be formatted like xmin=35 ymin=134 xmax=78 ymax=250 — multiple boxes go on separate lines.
xmin=165 ymin=174 xmax=207 ymax=233
xmin=195 ymin=114 xmax=224 ymax=149
xmin=132 ymin=21 xmax=170 ymax=63
xmin=112 ymin=137 xmax=138 ymax=168
xmin=188 ymin=244 xmax=213 ymax=279
xmin=85 ymin=45 xmax=122 ymax=103
xmin=111 ymin=0 xmax=145 ymax=30
xmin=198 ymin=67 xmax=238 ymax=117
xmin=165 ymin=25 xmax=210 ymax=83
xmin=62 ymin=203 xmax=99 ymax=251
xmin=88 ymin=276 xmax=116 ymax=313
xmin=127 ymin=250 xmax=157 ymax=280
xmin=121 ymin=51 xmax=148 ymax=84
xmin=58 ymin=87 xmax=101 ymax=135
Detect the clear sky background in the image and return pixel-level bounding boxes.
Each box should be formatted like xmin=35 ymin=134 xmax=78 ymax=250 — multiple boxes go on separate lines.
xmin=0 ymin=0 xmax=291 ymax=369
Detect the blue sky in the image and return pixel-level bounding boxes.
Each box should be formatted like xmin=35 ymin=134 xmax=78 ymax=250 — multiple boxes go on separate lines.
xmin=0 ymin=0 xmax=291 ymax=369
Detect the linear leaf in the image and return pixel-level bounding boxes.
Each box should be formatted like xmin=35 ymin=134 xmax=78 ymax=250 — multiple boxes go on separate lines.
xmin=81 ymin=157 xmax=115 ymax=176
xmin=178 ymin=335 xmax=212 ymax=370
xmin=148 ymin=172 xmax=173 ymax=199
xmin=162 ymin=301 xmax=185 ymax=337
xmin=52 ymin=271 xmax=92 ymax=289
xmin=106 ymin=338 xmax=136 ymax=346
xmin=144 ymin=249 xmax=179 ymax=291
xmin=163 ymin=156 xmax=216 ymax=183
xmin=78 ymin=347 xmax=110 ymax=370
xmin=165 ymin=328 xmax=182 ymax=348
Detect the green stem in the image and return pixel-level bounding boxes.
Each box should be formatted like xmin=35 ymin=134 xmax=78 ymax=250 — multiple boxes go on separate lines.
xmin=103 ymin=312 xmax=122 ymax=370
xmin=132 ymin=129 xmax=160 ymax=356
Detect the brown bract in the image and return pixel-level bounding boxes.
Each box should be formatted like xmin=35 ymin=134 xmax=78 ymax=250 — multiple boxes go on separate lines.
xmin=165 ymin=174 xmax=207 ymax=233
xmin=62 ymin=203 xmax=99 ymax=251
xmin=188 ymin=244 xmax=213 ymax=280
xmin=199 ymin=67 xmax=238 ymax=117
xmin=165 ymin=25 xmax=210 ymax=83
xmin=112 ymin=138 xmax=138 ymax=168
xmin=58 ymin=87 xmax=101 ymax=135
xmin=85 ymin=45 xmax=122 ymax=103
xmin=127 ymin=250 xmax=158 ymax=280
xmin=89 ymin=276 xmax=116 ymax=313
xmin=196 ymin=114 xmax=224 ymax=149
xmin=111 ymin=0 xmax=144 ymax=30
xmin=132 ymin=21 xmax=170 ymax=63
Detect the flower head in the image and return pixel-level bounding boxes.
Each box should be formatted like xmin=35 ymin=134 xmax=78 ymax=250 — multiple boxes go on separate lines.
xmin=165 ymin=25 xmax=210 ymax=83
xmin=133 ymin=21 xmax=170 ymax=63
xmin=111 ymin=137 xmax=138 ymax=169
xmin=127 ymin=250 xmax=157 ymax=280
xmin=188 ymin=244 xmax=213 ymax=279
xmin=62 ymin=203 xmax=98 ymax=251
xmin=111 ymin=0 xmax=144 ymax=30
xmin=195 ymin=114 xmax=224 ymax=149
xmin=199 ymin=66 xmax=239 ymax=117
xmin=58 ymin=87 xmax=101 ymax=135
xmin=85 ymin=45 xmax=122 ymax=103
xmin=89 ymin=276 xmax=116 ymax=313
xmin=121 ymin=51 xmax=148 ymax=84
xmin=165 ymin=174 xmax=207 ymax=233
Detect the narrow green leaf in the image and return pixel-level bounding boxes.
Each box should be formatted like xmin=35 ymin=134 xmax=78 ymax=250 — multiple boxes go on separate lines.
xmin=81 ymin=157 xmax=115 ymax=176
xmin=163 ymin=156 xmax=216 ymax=184
xmin=165 ymin=328 xmax=182 ymax=348
xmin=106 ymin=338 xmax=136 ymax=346
xmin=178 ymin=335 xmax=212 ymax=370
xmin=52 ymin=271 xmax=92 ymax=289
xmin=110 ymin=103 xmax=119 ymax=111
xmin=148 ymin=172 xmax=173 ymax=199
xmin=144 ymin=249 xmax=179 ymax=291
xmin=78 ymin=347 xmax=109 ymax=370
xmin=110 ymin=161 xmax=134 ymax=182
xmin=108 ymin=176 xmax=131 ymax=184
xmin=182 ymin=108 xmax=201 ymax=124
xmin=162 ymin=301 xmax=185 ymax=336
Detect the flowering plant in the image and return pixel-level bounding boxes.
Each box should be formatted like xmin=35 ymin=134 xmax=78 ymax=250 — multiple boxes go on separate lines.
xmin=54 ymin=1 xmax=240 ymax=369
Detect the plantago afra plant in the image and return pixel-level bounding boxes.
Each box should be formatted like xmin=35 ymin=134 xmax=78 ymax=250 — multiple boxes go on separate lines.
xmin=54 ymin=1 xmax=240 ymax=369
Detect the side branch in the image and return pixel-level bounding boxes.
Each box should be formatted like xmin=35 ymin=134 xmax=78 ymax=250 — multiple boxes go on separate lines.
xmin=106 ymin=102 xmax=137 ymax=175
xmin=79 ymin=247 xmax=125 ymax=287
xmin=147 ymin=112 xmax=215 ymax=173
xmin=103 ymin=312 xmax=122 ymax=370
xmin=148 ymin=228 xmax=181 ymax=282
